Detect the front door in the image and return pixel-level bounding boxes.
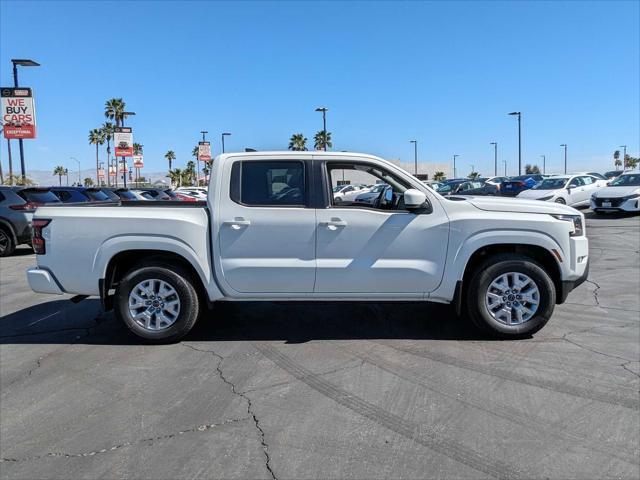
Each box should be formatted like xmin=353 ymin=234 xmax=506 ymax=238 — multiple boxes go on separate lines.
xmin=215 ymin=158 xmax=316 ymax=294
xmin=315 ymin=161 xmax=449 ymax=295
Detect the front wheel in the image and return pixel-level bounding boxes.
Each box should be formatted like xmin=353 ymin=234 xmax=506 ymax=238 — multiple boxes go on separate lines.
xmin=555 ymin=197 xmax=566 ymax=204
xmin=0 ymin=228 xmax=15 ymax=257
xmin=114 ymin=263 xmax=201 ymax=343
xmin=466 ymin=254 xmax=556 ymax=338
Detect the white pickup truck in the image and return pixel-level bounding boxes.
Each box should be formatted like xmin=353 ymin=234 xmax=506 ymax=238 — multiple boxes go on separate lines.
xmin=27 ymin=151 xmax=589 ymax=342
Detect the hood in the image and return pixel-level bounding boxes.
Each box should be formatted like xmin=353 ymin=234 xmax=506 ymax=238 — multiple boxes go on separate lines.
xmin=461 ymin=195 xmax=578 ymax=215
xmin=593 ymin=186 xmax=639 ymax=198
xmin=516 ymin=189 xmax=555 ymax=200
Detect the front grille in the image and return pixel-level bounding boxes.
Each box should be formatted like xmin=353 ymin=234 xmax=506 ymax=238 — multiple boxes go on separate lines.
xmin=595 ymin=198 xmax=624 ymax=207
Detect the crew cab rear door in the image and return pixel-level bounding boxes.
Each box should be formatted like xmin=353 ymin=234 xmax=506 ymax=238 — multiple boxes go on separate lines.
xmin=214 ymin=157 xmax=316 ymax=294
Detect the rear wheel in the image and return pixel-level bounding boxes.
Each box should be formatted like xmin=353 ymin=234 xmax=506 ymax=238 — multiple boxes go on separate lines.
xmin=0 ymin=228 xmax=15 ymax=257
xmin=114 ymin=263 xmax=200 ymax=343
xmin=466 ymin=254 xmax=556 ymax=338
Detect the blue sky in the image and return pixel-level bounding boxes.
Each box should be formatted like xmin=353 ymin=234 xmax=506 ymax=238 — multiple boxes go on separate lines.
xmin=1 ymin=0 xmax=638 ymax=177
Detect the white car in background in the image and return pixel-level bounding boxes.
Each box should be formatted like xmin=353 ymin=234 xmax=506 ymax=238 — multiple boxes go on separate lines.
xmin=517 ymin=174 xmax=604 ymax=207
xmin=176 ymin=188 xmax=207 ymax=200
xmin=590 ymin=172 xmax=640 ymax=213
xmin=332 ymin=184 xmax=369 ymax=203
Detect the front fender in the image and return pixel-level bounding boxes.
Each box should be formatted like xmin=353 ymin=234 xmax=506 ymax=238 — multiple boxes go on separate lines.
xmin=429 ymin=228 xmax=566 ymax=303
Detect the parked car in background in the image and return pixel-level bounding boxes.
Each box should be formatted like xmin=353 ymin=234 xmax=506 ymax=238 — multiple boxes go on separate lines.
xmin=517 ymin=174 xmax=604 ymax=207
xmin=590 ymin=172 xmax=640 ymax=213
xmin=101 ymin=188 xmax=143 ymax=201
xmin=484 ymin=176 xmax=510 ymax=193
xmin=333 ymin=184 xmax=369 ymax=203
xmin=500 ymin=174 xmax=545 ymax=197
xmin=354 ymin=183 xmax=388 ymax=205
xmin=436 ymin=179 xmax=498 ymax=196
xmin=131 ymin=188 xmax=174 ymax=201
xmin=603 ymin=170 xmax=624 ymax=180
xmin=573 ymin=171 xmax=607 ymax=181
xmin=176 ymin=188 xmax=207 ymax=200
xmin=0 ymin=186 xmax=61 ymax=256
xmin=49 ymin=186 xmax=111 ymax=203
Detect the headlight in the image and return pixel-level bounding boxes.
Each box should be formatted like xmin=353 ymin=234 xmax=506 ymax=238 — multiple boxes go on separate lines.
xmin=591 ymin=193 xmax=597 ymax=200
xmin=538 ymin=195 xmax=554 ymax=201
xmin=551 ymin=214 xmax=584 ymax=237
xmin=622 ymin=193 xmax=640 ymax=200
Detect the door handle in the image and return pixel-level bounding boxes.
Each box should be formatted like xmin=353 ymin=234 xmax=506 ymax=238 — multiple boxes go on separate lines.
xmin=224 ymin=218 xmax=251 ymax=230
xmin=322 ymin=218 xmax=347 ymax=230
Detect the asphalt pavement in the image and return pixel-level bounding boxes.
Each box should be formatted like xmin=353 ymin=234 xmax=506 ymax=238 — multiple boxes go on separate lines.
xmin=1 ymin=211 xmax=639 ymax=479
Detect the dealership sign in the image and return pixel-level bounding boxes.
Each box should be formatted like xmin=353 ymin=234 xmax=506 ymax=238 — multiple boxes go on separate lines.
xmin=119 ymin=160 xmax=128 ymax=174
xmin=98 ymin=168 xmax=105 ymax=179
xmin=198 ymin=141 xmax=212 ymax=161
xmin=109 ymin=165 xmax=116 ymax=177
xmin=114 ymin=127 xmax=133 ymax=157
xmin=1 ymin=87 xmax=36 ymax=139
xmin=133 ymin=155 xmax=144 ymax=168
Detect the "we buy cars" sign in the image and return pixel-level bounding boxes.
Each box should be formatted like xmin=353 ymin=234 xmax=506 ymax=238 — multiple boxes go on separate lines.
xmin=1 ymin=87 xmax=37 ymax=139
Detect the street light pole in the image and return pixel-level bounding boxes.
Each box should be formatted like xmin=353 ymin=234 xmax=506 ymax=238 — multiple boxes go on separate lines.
xmin=540 ymin=155 xmax=546 ymax=174
xmin=508 ymin=112 xmax=522 ymax=175
xmin=560 ymin=144 xmax=567 ymax=174
xmin=410 ymin=140 xmax=417 ymax=175
xmin=490 ymin=142 xmax=497 ymax=176
xmin=315 ymin=107 xmax=328 ymax=151
xmin=197 ymin=130 xmax=208 ymax=186
xmin=11 ymin=59 xmax=40 ymax=184
xmin=70 ymin=157 xmax=80 ymax=185
xmin=221 ymin=132 xmax=231 ymax=153
xmin=453 ymin=154 xmax=459 ymax=178
xmin=503 ymin=160 xmax=507 ymax=176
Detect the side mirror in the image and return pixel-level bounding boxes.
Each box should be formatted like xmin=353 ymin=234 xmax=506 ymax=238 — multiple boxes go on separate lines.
xmin=403 ymin=189 xmax=427 ymax=209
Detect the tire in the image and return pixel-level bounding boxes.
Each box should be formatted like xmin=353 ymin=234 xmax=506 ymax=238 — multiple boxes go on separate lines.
xmin=466 ymin=253 xmax=556 ymax=338
xmin=554 ymin=197 xmax=566 ymax=204
xmin=114 ymin=262 xmax=201 ymax=343
xmin=0 ymin=227 xmax=16 ymax=257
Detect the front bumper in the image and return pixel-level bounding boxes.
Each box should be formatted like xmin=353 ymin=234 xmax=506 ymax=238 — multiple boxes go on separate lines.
xmin=591 ymin=198 xmax=640 ymax=212
xmin=558 ymin=235 xmax=590 ymax=303
xmin=26 ymin=267 xmax=64 ymax=295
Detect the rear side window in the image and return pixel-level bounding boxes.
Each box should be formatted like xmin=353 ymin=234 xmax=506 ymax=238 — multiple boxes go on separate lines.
xmin=116 ymin=190 xmax=138 ymax=200
xmin=18 ymin=189 xmax=61 ymax=203
xmin=230 ymin=161 xmax=306 ymax=207
xmin=84 ymin=190 xmax=110 ymax=201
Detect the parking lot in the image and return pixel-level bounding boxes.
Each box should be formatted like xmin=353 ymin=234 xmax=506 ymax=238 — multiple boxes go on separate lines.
xmin=0 ymin=211 xmax=638 ymax=479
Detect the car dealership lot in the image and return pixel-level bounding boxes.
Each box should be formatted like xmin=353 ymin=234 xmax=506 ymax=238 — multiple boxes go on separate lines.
xmin=1 ymin=213 xmax=638 ymax=479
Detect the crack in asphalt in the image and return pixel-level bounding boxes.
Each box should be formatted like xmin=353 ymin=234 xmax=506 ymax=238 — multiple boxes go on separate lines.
xmin=584 ymin=279 xmax=602 ymax=307
xmin=0 ymin=417 xmax=248 ymax=464
xmin=621 ymin=361 xmax=640 ymax=379
xmin=182 ymin=343 xmax=277 ymax=480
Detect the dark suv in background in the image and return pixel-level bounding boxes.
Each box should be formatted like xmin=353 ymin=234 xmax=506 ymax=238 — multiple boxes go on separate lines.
xmin=49 ymin=186 xmax=112 ymax=203
xmin=0 ymin=187 xmax=61 ymax=256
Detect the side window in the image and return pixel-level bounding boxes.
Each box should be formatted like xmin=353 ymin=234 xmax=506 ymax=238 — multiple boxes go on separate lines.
xmin=582 ymin=176 xmax=594 ymax=185
xmin=326 ymin=162 xmax=411 ymax=210
xmin=230 ymin=161 xmax=306 ymax=207
xmin=568 ymin=178 xmax=580 ymax=187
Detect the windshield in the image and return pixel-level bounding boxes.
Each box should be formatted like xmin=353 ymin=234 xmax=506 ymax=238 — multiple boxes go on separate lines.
xmin=611 ymin=174 xmax=640 ymax=186
xmin=332 ymin=185 xmax=344 ymax=192
xmin=534 ymin=178 xmax=568 ymax=190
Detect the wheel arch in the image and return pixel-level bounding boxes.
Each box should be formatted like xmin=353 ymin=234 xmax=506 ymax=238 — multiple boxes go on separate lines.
xmin=455 ymin=243 xmax=563 ymax=314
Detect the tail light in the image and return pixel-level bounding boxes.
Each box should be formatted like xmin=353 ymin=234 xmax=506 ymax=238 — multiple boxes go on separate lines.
xmin=31 ymin=219 xmax=51 ymax=254
xmin=175 ymin=193 xmax=197 ymax=202
xmin=10 ymin=202 xmax=42 ymax=212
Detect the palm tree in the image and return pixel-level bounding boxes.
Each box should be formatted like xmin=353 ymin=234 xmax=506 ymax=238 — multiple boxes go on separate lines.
xmin=524 ymin=164 xmax=540 ymax=174
xmin=53 ymin=165 xmax=66 ymax=186
xmin=84 ymin=178 xmax=94 ymax=187
xmin=185 ymin=160 xmax=196 ymax=186
xmin=133 ymin=143 xmax=143 ymax=155
xmin=165 ymin=150 xmax=176 ymax=183
xmin=168 ymin=168 xmax=183 ymax=188
xmin=101 ymin=122 xmax=115 ymax=185
xmin=104 ymin=98 xmax=131 ymax=127
xmin=433 ymin=171 xmax=446 ymax=181
xmin=288 ymin=133 xmax=308 ymax=151
xmin=88 ymin=128 xmax=105 ymax=185
xmin=468 ymin=171 xmax=481 ymax=179
xmin=613 ymin=150 xmax=621 ymax=170
xmin=192 ymin=146 xmax=201 ymax=186
xmin=314 ymin=130 xmax=332 ymax=151
xmin=202 ymin=160 xmax=212 ymax=184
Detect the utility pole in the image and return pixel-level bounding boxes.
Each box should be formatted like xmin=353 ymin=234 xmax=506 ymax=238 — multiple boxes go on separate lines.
xmin=620 ymin=145 xmax=628 ymax=168
xmin=540 ymin=155 xmax=546 ymax=174
xmin=315 ymin=107 xmax=328 ymax=151
xmin=560 ymin=144 xmax=567 ymax=174
xmin=508 ymin=112 xmax=522 ymax=175
xmin=453 ymin=154 xmax=459 ymax=178
xmin=490 ymin=142 xmax=497 ymax=176
xmin=221 ymin=132 xmax=231 ymax=153
xmin=410 ymin=140 xmax=417 ymax=175
xmin=503 ymin=160 xmax=507 ymax=176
